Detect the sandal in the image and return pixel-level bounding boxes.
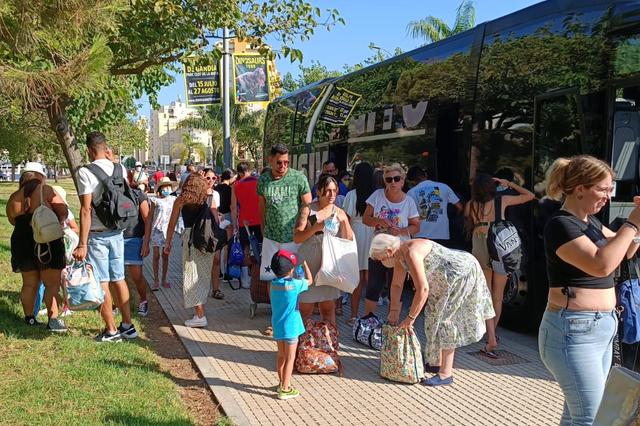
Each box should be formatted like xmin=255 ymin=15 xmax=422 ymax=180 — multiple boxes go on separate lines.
xmin=211 ymin=289 xmax=224 ymax=300
xmin=480 ymin=345 xmax=499 ymax=359
xmin=263 ymin=325 xmax=273 ymax=336
xmin=346 ymin=317 xmax=357 ymax=326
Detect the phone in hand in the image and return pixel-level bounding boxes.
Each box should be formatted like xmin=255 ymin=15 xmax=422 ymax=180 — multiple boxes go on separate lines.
xmin=309 ymin=214 xmax=317 ymax=226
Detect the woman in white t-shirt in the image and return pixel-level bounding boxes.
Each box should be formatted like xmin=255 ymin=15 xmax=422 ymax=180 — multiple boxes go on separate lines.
xmin=362 ymin=163 xmax=420 ymax=317
xmin=342 ymin=162 xmax=376 ymax=325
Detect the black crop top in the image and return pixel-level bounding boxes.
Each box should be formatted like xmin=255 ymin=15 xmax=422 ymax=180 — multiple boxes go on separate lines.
xmin=544 ymin=210 xmax=614 ymax=289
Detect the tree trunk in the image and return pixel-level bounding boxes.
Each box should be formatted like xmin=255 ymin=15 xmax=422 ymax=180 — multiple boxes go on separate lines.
xmin=46 ymin=101 xmax=84 ymax=194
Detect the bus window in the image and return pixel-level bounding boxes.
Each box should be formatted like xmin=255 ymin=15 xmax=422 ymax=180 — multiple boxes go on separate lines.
xmin=611 ymin=87 xmax=640 ymax=202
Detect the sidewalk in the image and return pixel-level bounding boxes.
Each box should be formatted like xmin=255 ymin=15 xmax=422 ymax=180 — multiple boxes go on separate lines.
xmin=144 ymin=239 xmax=563 ymax=425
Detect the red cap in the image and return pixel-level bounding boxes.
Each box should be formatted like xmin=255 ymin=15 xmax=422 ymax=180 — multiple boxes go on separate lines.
xmin=275 ymin=249 xmax=297 ymax=266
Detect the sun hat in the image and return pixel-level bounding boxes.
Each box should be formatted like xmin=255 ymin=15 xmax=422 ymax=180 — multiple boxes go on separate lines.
xmin=135 ymin=161 xmax=143 ymax=167
xmin=22 ymin=162 xmax=46 ymax=177
xmin=51 ymin=185 xmax=68 ymax=205
xmin=156 ymin=176 xmax=177 ymax=192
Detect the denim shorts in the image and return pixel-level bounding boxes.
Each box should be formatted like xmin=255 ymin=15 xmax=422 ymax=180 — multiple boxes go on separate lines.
xmin=538 ymin=308 xmax=617 ymax=425
xmin=274 ymin=337 xmax=299 ymax=345
xmin=124 ymin=237 xmax=144 ymax=266
xmin=87 ymin=230 xmax=125 ymax=283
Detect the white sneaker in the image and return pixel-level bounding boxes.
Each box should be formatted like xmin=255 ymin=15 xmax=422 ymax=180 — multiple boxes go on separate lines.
xmin=184 ymin=315 xmax=208 ymax=328
xmin=240 ymin=269 xmax=251 ymax=289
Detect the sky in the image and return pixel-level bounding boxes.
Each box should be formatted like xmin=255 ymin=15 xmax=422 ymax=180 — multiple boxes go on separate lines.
xmin=135 ymin=0 xmax=542 ymax=119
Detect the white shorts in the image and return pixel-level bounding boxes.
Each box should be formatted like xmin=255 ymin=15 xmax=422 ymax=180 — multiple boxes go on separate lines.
xmin=259 ymin=237 xmax=300 ymax=281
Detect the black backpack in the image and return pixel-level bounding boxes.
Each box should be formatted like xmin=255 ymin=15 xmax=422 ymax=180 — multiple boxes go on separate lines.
xmin=487 ymin=195 xmax=522 ymax=275
xmin=85 ymin=163 xmax=138 ymax=231
xmin=189 ymin=203 xmax=228 ymax=254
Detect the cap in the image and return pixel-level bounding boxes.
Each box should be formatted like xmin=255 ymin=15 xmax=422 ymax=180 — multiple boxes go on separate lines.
xmin=22 ymin=162 xmax=46 ymax=177
xmin=270 ymin=249 xmax=298 ymax=277
xmin=135 ymin=161 xmax=142 ymax=167
xmin=51 ymin=185 xmax=68 ymax=205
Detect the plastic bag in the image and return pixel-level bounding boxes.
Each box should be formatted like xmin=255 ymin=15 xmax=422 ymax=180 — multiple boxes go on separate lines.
xmin=62 ymin=262 xmax=104 ymax=311
xmin=315 ymin=233 xmax=359 ymax=293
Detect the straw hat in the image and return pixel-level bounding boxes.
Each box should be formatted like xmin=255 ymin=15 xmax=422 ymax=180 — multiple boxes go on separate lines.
xmin=51 ymin=185 xmax=68 ymax=205
xmin=22 ymin=162 xmax=46 ymax=177
xmin=156 ymin=176 xmax=177 ymax=191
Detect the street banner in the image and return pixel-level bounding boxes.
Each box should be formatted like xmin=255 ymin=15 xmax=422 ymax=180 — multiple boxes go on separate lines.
xmin=183 ymin=61 xmax=221 ymax=106
xmin=319 ymin=87 xmax=362 ymax=125
xmin=233 ymin=54 xmax=270 ymax=104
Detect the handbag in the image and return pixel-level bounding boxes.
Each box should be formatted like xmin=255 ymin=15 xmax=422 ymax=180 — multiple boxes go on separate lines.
xmin=62 ymin=262 xmax=104 ymax=311
xmin=380 ymin=324 xmax=424 ymax=384
xmin=593 ymin=366 xmax=640 ymax=425
xmin=352 ymin=312 xmax=383 ymax=350
xmin=296 ymin=320 xmax=342 ymax=375
xmin=315 ymin=232 xmax=359 ymax=293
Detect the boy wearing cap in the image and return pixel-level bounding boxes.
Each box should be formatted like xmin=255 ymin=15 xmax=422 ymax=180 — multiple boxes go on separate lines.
xmin=269 ymin=250 xmax=313 ymax=400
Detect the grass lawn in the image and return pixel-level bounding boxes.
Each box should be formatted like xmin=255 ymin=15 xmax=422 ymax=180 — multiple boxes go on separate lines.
xmin=0 ymin=178 xmax=227 ymax=425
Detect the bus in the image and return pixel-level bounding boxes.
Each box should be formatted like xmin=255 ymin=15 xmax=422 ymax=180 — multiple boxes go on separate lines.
xmin=264 ymin=0 xmax=640 ymax=329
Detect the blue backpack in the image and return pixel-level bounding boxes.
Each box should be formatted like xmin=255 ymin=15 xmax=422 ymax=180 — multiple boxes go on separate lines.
xmin=618 ymin=260 xmax=640 ymax=344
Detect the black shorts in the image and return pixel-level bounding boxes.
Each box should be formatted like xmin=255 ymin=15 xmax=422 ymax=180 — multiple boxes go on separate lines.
xmin=365 ymin=258 xmax=394 ymax=302
xmin=239 ymin=225 xmax=263 ymax=248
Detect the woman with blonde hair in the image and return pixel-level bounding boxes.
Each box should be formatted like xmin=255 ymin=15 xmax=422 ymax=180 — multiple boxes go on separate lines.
xmin=540 ymin=155 xmax=640 ymax=424
xmin=363 ymin=163 xmax=420 ymax=317
xmin=464 ymin=172 xmax=534 ymax=357
xmin=369 ymin=233 xmax=494 ymax=386
xmin=165 ymin=174 xmax=221 ymax=328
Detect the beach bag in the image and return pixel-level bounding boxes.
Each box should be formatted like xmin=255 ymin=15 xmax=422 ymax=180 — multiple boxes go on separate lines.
xmin=85 ymin=163 xmax=138 ymax=231
xmin=617 ymin=259 xmax=640 ymax=344
xmin=315 ymin=232 xmax=359 ymax=293
xmin=296 ymin=320 xmax=342 ymax=375
xmin=593 ymin=366 xmax=640 ymax=425
xmin=487 ymin=195 xmax=522 ymax=275
xmin=380 ymin=325 xmax=424 ymax=384
xmin=31 ymin=184 xmax=64 ymax=244
xmin=62 ymin=262 xmax=104 ymax=311
xmin=352 ymin=312 xmax=383 ymax=350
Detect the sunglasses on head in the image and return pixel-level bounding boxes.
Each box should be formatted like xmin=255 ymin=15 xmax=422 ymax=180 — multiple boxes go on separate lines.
xmin=384 ymin=176 xmax=402 ymax=183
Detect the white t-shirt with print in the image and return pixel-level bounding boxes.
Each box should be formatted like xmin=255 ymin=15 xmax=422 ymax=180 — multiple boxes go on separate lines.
xmin=77 ymin=158 xmax=128 ymax=231
xmin=407 ymin=180 xmax=460 ymax=240
xmin=365 ymin=189 xmax=419 ymax=241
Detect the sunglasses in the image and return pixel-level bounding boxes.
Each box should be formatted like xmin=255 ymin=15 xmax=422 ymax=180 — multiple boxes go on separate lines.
xmin=384 ymin=176 xmax=402 ymax=184
xmin=205 ymin=176 xmax=217 ymax=181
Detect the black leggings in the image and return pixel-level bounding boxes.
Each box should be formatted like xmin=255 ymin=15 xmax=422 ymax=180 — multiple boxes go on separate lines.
xmin=365 ymin=258 xmax=393 ymax=302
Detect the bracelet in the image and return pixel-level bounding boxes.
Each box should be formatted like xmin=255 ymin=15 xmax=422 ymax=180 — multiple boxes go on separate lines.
xmin=407 ymin=313 xmax=417 ymax=320
xmin=624 ymin=221 xmax=639 ymax=233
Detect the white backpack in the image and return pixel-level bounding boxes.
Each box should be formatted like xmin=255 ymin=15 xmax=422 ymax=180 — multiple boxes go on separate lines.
xmin=31 ymin=184 xmax=64 ymax=263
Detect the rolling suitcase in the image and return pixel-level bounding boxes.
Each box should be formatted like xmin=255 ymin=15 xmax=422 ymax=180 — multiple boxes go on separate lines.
xmin=244 ymin=222 xmax=270 ymax=318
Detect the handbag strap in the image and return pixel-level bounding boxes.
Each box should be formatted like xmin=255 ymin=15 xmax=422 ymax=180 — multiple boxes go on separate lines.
xmin=494 ymin=195 xmax=503 ymax=221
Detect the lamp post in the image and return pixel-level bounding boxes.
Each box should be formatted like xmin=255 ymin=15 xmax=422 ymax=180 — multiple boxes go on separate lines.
xmin=369 ymin=43 xmax=392 ymax=60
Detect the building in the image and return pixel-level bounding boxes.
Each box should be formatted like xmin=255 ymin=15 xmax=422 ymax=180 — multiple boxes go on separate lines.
xmin=148 ymin=99 xmax=212 ymax=168
xmin=133 ymin=117 xmax=150 ymax=163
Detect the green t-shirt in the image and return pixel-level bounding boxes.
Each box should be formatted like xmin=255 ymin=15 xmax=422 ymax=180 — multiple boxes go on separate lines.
xmin=257 ymin=168 xmax=311 ymax=243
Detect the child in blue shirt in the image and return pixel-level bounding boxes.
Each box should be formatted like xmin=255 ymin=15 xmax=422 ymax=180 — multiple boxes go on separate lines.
xmin=269 ymin=249 xmax=313 ymax=400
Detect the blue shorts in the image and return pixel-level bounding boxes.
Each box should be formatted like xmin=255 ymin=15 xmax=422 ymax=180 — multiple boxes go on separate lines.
xmin=87 ymin=230 xmax=125 ymax=283
xmin=274 ymin=337 xmax=298 ymax=345
xmin=124 ymin=237 xmax=144 ymax=266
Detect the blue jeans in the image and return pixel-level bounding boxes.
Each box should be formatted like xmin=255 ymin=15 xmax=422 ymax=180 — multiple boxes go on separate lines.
xmin=538 ymin=308 xmax=617 ymax=425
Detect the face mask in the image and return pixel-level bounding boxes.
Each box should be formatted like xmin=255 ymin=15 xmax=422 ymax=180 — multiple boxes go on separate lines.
xmin=135 ymin=166 xmax=142 ymax=171
xmin=496 ymin=185 xmax=508 ymax=192
xmin=161 ymin=189 xmax=171 ymax=197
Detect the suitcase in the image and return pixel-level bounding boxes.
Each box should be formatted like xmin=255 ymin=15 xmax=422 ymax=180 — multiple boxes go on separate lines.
xmin=245 ymin=222 xmax=270 ymax=318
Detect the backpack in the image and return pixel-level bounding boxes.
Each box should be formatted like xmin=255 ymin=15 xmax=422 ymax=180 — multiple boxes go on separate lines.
xmin=352 ymin=312 xmax=383 ymax=350
xmin=380 ymin=325 xmax=424 ymax=384
xmin=617 ymin=259 xmax=640 ymax=344
xmin=189 ymin=202 xmax=227 ymax=254
xmin=296 ymin=320 xmax=342 ymax=375
xmin=487 ymin=195 xmax=522 ymax=275
xmin=85 ymin=163 xmax=138 ymax=231
xmin=31 ymin=183 xmax=64 ymax=244
xmin=227 ymin=236 xmax=244 ymax=283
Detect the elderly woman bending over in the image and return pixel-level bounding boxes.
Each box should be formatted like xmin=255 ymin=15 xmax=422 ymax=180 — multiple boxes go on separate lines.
xmin=369 ymin=234 xmax=494 ymax=386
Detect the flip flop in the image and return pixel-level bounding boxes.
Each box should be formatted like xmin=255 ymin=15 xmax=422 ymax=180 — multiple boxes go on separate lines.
xmin=480 ymin=346 xmax=499 ymax=359
xmin=263 ymin=326 xmax=273 ymax=336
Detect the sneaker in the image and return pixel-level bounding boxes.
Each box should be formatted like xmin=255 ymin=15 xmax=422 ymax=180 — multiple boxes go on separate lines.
xmin=118 ymin=322 xmax=138 ymax=339
xmin=25 ymin=315 xmax=41 ymax=326
xmin=95 ymin=329 xmax=122 ymax=342
xmin=277 ymin=386 xmax=300 ymax=400
xmin=59 ymin=307 xmax=74 ymax=317
xmin=377 ymin=297 xmax=384 ymax=307
xmin=47 ymin=317 xmax=68 ymax=333
xmin=137 ymin=301 xmax=149 ymax=317
xmin=184 ymin=315 xmax=208 ymax=328
xmin=421 ymin=374 xmax=454 ymax=387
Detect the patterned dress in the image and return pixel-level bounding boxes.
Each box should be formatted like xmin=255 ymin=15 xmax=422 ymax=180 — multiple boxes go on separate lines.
xmin=420 ymin=242 xmax=495 ymax=365
xmin=151 ymin=195 xmax=177 ymax=247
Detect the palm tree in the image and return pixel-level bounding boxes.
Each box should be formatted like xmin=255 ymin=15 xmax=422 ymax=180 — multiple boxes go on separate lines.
xmin=171 ymin=132 xmax=207 ymax=165
xmin=406 ymin=0 xmax=475 ymax=44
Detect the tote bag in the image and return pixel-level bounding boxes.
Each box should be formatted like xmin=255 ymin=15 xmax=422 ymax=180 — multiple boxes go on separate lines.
xmin=62 ymin=262 xmax=104 ymax=311
xmin=315 ymin=233 xmax=359 ymax=293
xmin=593 ymin=366 xmax=640 ymax=425
xmin=380 ymin=325 xmax=424 ymax=384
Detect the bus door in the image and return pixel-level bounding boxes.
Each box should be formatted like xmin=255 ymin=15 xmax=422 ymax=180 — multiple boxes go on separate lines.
xmin=608 ymin=82 xmax=640 ymax=225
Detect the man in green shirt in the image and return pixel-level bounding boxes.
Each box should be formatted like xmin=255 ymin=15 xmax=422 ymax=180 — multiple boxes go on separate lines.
xmin=257 ymin=143 xmax=311 ymax=280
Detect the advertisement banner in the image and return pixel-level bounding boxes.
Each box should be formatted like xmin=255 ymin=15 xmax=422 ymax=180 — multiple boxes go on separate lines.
xmin=184 ymin=61 xmax=221 ymax=106
xmin=233 ymin=54 xmax=270 ymax=104
xmin=281 ymin=86 xmax=326 ymax=116
xmin=319 ymin=87 xmax=362 ymax=125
